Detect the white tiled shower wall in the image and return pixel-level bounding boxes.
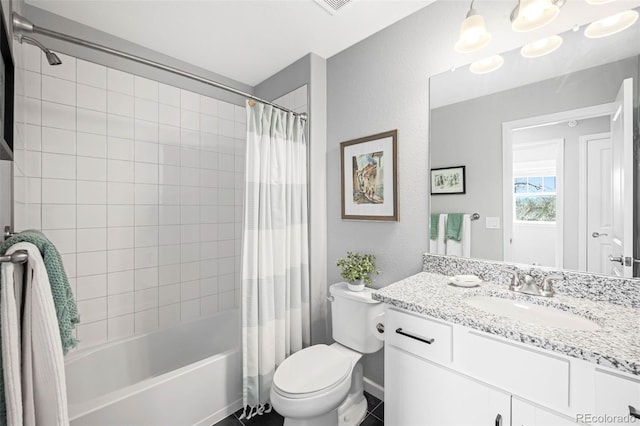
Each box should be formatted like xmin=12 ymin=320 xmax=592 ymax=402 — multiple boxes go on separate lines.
xmin=14 ymin=43 xmax=246 ymax=349
xmin=12 ymin=38 xmax=29 ymax=245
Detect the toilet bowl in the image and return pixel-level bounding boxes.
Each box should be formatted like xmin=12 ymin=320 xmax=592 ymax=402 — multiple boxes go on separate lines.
xmin=270 ymin=283 xmax=384 ymax=426
xmin=270 ymin=344 xmax=364 ymax=426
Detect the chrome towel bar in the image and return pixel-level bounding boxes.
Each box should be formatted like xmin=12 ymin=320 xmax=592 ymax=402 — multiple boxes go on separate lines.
xmin=1 ymin=226 xmax=29 ymax=264
xmin=0 ymin=250 xmax=28 ymax=264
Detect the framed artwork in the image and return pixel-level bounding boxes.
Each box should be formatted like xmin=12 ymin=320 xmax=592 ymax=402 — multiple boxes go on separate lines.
xmin=340 ymin=129 xmax=398 ymax=221
xmin=0 ymin=8 xmax=14 ymax=157
xmin=431 ymin=166 xmax=465 ymax=195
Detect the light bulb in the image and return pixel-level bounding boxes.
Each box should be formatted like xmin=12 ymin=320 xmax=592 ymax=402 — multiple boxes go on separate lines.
xmin=584 ymin=10 xmax=639 ymax=38
xmin=511 ymin=0 xmax=559 ymax=32
xmin=462 ymin=26 xmax=482 ymax=43
xmin=522 ymin=3 xmax=544 ymax=21
xmin=532 ymin=38 xmax=549 ymax=49
xmin=600 ymin=14 xmax=621 ymax=27
xmin=455 ymin=12 xmax=492 ymax=53
xmin=520 ymin=35 xmax=563 ymax=58
xmin=470 ymin=55 xmax=504 ymax=74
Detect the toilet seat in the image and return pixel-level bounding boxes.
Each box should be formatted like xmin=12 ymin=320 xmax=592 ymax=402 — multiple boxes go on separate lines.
xmin=272 ymin=345 xmax=352 ymax=399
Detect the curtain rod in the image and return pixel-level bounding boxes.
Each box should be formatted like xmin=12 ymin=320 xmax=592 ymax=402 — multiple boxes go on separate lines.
xmin=12 ymin=13 xmax=307 ymax=121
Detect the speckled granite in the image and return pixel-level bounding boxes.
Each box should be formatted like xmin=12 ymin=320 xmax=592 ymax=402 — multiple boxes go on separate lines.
xmin=422 ymin=254 xmax=640 ymax=309
xmin=373 ymin=272 xmax=640 ymax=376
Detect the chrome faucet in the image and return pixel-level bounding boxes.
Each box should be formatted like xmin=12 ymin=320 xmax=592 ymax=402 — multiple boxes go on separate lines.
xmin=539 ymin=275 xmax=563 ymax=297
xmin=500 ymin=268 xmax=521 ymax=291
xmin=500 ymin=269 xmax=563 ymax=297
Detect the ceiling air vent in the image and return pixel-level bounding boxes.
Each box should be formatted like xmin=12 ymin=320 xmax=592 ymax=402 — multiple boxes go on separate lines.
xmin=314 ymin=0 xmax=354 ymax=15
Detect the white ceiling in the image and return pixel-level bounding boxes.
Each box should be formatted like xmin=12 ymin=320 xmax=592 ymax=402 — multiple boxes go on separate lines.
xmin=24 ymin=0 xmax=435 ymax=86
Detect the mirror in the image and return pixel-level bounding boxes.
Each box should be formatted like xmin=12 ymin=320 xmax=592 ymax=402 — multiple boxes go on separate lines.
xmin=429 ymin=8 xmax=640 ymax=277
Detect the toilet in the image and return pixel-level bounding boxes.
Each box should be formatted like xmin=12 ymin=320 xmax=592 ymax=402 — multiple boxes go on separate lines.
xmin=270 ymin=282 xmax=384 ymax=426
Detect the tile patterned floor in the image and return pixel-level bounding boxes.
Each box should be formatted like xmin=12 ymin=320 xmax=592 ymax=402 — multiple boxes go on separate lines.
xmin=214 ymin=392 xmax=384 ymax=426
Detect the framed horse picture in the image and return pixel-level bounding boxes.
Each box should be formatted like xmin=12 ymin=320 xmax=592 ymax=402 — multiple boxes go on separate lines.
xmin=340 ymin=130 xmax=398 ymax=221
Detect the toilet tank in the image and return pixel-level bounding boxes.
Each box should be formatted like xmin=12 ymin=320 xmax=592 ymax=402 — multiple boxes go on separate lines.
xmin=330 ymin=283 xmax=384 ymax=354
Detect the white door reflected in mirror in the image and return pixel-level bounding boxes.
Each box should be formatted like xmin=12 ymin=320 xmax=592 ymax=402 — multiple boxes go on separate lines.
xmin=502 ymin=78 xmax=633 ymax=275
xmin=609 ymin=78 xmax=634 ymax=277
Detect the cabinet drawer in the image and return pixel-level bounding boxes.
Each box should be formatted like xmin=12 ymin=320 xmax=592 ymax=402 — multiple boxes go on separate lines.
xmin=456 ymin=329 xmax=570 ymax=412
xmin=385 ymin=308 xmax=453 ymax=365
xmin=594 ymin=368 xmax=640 ymax=425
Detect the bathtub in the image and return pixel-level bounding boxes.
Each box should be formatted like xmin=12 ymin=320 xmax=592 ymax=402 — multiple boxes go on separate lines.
xmin=65 ymin=309 xmax=241 ymax=426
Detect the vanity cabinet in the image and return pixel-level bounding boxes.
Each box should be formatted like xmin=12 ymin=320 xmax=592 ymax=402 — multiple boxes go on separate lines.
xmin=593 ymin=368 xmax=640 ymax=426
xmin=385 ymin=307 xmax=640 ymax=426
xmin=386 ymin=345 xmax=510 ymax=425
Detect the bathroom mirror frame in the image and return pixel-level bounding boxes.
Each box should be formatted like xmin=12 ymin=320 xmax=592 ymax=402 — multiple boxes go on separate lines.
xmin=428 ymin=8 xmax=640 ymax=278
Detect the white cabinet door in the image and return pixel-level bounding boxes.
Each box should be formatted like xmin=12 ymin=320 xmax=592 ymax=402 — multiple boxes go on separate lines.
xmin=512 ymin=397 xmax=581 ymax=426
xmin=386 ymin=345 xmax=510 ymax=426
xmin=594 ymin=369 xmax=640 ymax=425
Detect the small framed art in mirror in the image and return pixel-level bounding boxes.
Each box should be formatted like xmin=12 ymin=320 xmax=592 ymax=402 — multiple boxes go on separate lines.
xmin=430 ymin=166 xmax=465 ymax=195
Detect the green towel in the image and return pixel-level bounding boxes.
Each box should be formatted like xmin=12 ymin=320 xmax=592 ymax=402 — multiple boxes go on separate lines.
xmin=0 ymin=230 xmax=79 ymax=425
xmin=446 ymin=213 xmax=464 ymax=241
xmin=430 ymin=213 xmax=440 ymax=240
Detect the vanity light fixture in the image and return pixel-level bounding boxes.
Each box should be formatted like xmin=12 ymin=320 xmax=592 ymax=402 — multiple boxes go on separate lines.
xmin=520 ymin=35 xmax=563 ymax=58
xmin=454 ymin=0 xmax=492 ymax=53
xmin=511 ymin=0 xmax=564 ymax=32
xmin=470 ymin=55 xmax=504 ymax=74
xmin=584 ymin=9 xmax=639 ymax=38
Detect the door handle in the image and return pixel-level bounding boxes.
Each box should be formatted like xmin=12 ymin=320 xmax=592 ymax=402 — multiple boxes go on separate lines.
xmin=609 ymin=254 xmax=624 ymax=265
xmin=630 ymin=406 xmax=640 ymax=419
xmin=592 ymin=232 xmax=608 ymax=238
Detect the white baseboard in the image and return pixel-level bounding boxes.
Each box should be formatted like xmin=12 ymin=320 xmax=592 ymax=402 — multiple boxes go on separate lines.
xmin=194 ymin=398 xmax=242 ymax=426
xmin=363 ymin=377 xmax=384 ymax=402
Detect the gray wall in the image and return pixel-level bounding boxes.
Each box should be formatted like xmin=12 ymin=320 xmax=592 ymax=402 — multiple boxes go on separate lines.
xmin=430 ymin=57 xmax=638 ymax=262
xmin=326 ymin=1 xmax=457 ymax=388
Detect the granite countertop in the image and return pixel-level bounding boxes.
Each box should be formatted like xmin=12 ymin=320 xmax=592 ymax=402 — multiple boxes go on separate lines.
xmin=373 ymin=272 xmax=640 ymax=376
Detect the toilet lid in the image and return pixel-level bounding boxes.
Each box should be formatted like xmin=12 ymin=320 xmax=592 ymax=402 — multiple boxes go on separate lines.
xmin=273 ymin=345 xmax=351 ymax=396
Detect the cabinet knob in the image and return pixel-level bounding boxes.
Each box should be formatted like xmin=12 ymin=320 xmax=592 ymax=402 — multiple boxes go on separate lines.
xmin=630 ymin=405 xmax=640 ymax=419
xmin=495 ymin=413 xmax=502 ymax=426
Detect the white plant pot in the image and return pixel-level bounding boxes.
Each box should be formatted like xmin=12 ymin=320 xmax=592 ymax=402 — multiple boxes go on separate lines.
xmin=347 ymin=280 xmax=365 ymax=292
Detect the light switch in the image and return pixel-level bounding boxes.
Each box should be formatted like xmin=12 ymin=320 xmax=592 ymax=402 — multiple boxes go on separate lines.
xmin=486 ymin=217 xmax=501 ymax=229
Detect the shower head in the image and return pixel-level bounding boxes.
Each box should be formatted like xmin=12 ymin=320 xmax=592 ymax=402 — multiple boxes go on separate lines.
xmin=16 ymin=35 xmax=62 ymax=66
xmin=44 ymin=50 xmax=63 ymax=66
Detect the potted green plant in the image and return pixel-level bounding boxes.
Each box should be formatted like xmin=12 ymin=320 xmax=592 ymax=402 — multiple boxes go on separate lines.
xmin=336 ymin=252 xmax=380 ymax=291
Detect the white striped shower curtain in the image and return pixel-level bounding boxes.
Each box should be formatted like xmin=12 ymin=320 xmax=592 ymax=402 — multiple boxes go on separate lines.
xmin=241 ymin=101 xmax=310 ymax=418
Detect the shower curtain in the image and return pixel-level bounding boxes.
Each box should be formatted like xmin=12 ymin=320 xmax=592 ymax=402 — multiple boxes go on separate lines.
xmin=241 ymin=101 xmax=310 ymax=418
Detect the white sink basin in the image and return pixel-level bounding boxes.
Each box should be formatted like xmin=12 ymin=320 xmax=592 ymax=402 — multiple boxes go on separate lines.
xmin=464 ymin=296 xmax=601 ymax=331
